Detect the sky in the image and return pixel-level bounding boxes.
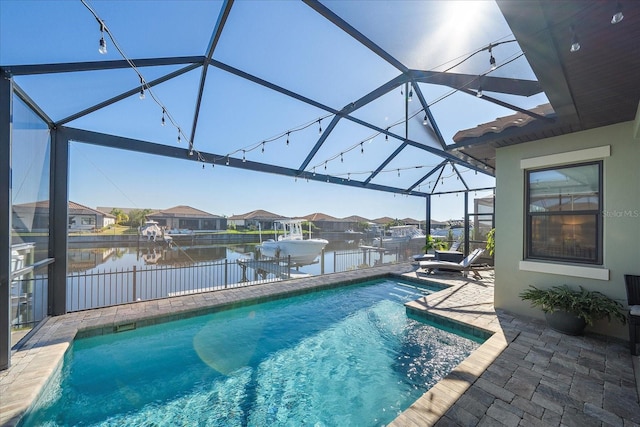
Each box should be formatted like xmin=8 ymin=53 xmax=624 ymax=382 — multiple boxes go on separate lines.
xmin=1 ymin=1 xmax=548 ymax=222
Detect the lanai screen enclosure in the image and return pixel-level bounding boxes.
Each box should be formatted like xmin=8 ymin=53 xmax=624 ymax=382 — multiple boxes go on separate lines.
xmin=2 ymin=0 xmax=639 ymax=369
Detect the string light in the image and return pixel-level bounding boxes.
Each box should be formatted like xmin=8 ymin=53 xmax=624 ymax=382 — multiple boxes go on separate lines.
xmin=340 ymin=153 xmax=344 ymax=163
xmin=242 ymin=150 xmax=246 ymax=162
xmin=324 ymin=161 xmax=327 ymax=170
xmin=161 ymin=109 xmax=165 ymax=126
xmin=98 ymin=21 xmax=107 ymax=54
xmin=408 ymin=87 xmax=413 ymax=101
xmin=360 ymin=143 xmax=364 ymax=154
xmin=189 ymin=148 xmax=193 ymax=156
xmin=488 ymin=45 xmax=496 ymax=70
xmin=177 ymin=129 xmax=181 ymax=144
xmin=385 ymin=129 xmax=389 ymax=142
xmin=347 ymin=173 xmax=351 ymax=181
xmin=226 ymin=156 xmax=230 ymax=166
xmin=476 ymin=86 xmax=483 ymax=98
xmin=318 ymin=119 xmax=322 ymax=135
xmin=202 ymin=164 xmax=205 ymax=170
xmin=286 ymin=131 xmax=290 ymax=146
xmin=139 ymin=77 xmax=145 ymax=100
xmin=423 ymin=115 xmax=428 ymax=126
xmin=261 ymin=141 xmax=265 ymax=153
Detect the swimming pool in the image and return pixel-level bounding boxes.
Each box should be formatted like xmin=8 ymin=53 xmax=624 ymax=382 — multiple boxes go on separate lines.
xmin=22 ymin=278 xmax=483 ymax=426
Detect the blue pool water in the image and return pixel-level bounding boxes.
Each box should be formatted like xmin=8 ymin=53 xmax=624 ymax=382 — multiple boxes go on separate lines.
xmin=23 ymin=279 xmax=482 ymax=426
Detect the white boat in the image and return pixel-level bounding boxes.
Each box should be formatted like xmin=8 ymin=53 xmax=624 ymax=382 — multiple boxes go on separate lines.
xmin=139 ymin=220 xmax=173 ymax=244
xmin=258 ymin=219 xmax=328 ymax=264
xmin=373 ymin=225 xmax=426 ymax=250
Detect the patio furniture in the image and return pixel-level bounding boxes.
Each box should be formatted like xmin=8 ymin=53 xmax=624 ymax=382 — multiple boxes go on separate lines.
xmin=624 ymin=274 xmax=640 ymax=355
xmin=435 ymin=250 xmax=464 ymax=263
xmin=419 ymin=248 xmax=485 ymax=279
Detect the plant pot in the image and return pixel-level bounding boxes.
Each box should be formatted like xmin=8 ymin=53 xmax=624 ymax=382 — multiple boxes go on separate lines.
xmin=544 ymin=310 xmax=587 ymax=335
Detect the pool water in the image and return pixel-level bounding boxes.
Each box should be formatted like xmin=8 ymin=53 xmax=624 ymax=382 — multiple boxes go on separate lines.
xmin=23 ymin=279 xmax=482 ymax=426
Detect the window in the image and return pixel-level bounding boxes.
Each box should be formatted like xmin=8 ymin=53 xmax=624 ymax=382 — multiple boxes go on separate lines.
xmin=525 ymin=161 xmax=602 ymax=264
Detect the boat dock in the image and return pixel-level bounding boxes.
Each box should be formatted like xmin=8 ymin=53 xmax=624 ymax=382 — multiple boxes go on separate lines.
xmin=237 ymin=259 xmax=311 ymax=280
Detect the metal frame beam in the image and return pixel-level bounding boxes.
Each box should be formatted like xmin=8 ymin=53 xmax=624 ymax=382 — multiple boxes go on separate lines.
xmin=302 ymin=0 xmax=408 ymax=73
xmin=49 ymin=128 xmax=69 ymax=316
xmin=410 ymin=69 xmax=542 ymax=97
xmin=0 ymin=75 xmax=12 ymax=369
xmin=190 ymin=0 xmax=234 ymax=149
xmin=408 ymin=160 xmax=448 ymax=192
xmin=56 ymin=63 xmax=202 ymax=126
xmin=61 ymin=126 xmax=432 ymax=197
xmin=1 ymin=56 xmax=206 ymax=76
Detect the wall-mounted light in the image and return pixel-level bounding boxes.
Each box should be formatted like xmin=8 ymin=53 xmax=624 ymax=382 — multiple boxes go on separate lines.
xmin=570 ymin=26 xmax=581 ymax=52
xmin=611 ymin=2 xmax=624 ymax=24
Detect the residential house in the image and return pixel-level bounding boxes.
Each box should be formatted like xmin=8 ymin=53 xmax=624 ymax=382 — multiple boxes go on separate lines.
xmin=227 ymin=210 xmax=283 ymax=231
xmin=147 ymin=205 xmax=226 ymax=231
xmin=12 ymin=201 xmax=115 ymax=232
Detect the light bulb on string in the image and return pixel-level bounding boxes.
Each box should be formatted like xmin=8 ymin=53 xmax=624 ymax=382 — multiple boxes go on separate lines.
xmin=385 ymin=128 xmax=389 ymax=142
xmin=286 ymin=132 xmax=290 ymax=146
xmin=318 ymin=119 xmax=322 ymax=135
xmin=360 ymin=143 xmax=364 ymax=154
xmin=423 ymin=115 xmax=428 ymax=126
xmin=313 ymin=167 xmax=316 ymax=176
xmin=139 ymin=77 xmax=145 ymax=100
xmin=98 ymin=22 xmax=107 ymax=54
xmin=242 ymin=150 xmax=246 ymax=162
xmin=177 ymin=129 xmax=181 ymax=144
xmin=347 ymin=173 xmax=351 ymax=181
xmin=408 ymin=87 xmax=413 ymax=101
xmin=226 ymin=157 xmax=230 ymax=166
xmin=161 ymin=109 xmax=166 ymax=126
xmin=476 ymin=86 xmax=483 ymax=98
xmin=340 ymin=153 xmax=344 ymax=163
xmin=397 ymin=169 xmax=400 ymax=177
xmin=489 ymin=45 xmax=496 ymax=70
xmin=202 ymin=164 xmax=205 ymax=170
xmin=261 ymin=142 xmax=265 ymax=154
xmin=188 ymin=148 xmax=193 ymax=156
xmin=324 ymin=161 xmax=327 ymax=170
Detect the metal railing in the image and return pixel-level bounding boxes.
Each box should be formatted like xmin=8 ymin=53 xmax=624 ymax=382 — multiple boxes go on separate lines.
xmin=65 ymin=247 xmax=406 ymax=312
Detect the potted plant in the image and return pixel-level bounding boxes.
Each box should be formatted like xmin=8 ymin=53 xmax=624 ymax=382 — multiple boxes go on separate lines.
xmin=519 ymin=284 xmax=626 ymax=335
xmin=422 ymin=235 xmax=447 ymax=254
xmin=486 ymin=228 xmax=495 ymax=256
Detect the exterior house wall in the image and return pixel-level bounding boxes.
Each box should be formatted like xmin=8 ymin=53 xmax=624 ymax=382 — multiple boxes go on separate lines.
xmin=495 ymin=120 xmax=640 ymax=340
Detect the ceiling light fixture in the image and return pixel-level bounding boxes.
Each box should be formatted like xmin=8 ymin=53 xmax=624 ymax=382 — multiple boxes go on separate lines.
xmin=570 ymin=26 xmax=581 ymax=52
xmin=611 ymin=2 xmax=624 ymax=24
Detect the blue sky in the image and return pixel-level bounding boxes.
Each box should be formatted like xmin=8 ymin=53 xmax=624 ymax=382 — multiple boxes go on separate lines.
xmin=2 ymin=1 xmax=548 ymax=221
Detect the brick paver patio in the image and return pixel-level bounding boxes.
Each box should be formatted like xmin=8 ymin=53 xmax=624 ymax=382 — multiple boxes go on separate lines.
xmin=1 ymin=263 xmax=638 ymax=426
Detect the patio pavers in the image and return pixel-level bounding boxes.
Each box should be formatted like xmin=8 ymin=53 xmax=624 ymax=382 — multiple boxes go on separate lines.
xmin=1 ymin=263 xmax=638 ymax=426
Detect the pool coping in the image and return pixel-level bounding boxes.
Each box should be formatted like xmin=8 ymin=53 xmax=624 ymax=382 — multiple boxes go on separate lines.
xmin=1 ymin=263 xmax=500 ymax=426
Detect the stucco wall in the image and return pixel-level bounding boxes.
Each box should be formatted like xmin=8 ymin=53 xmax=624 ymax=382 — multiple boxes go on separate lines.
xmin=495 ymin=120 xmax=640 ymax=339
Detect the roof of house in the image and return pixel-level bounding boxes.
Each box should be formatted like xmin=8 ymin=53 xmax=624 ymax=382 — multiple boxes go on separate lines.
xmin=147 ymin=205 xmax=222 ymax=219
xmin=227 ymin=209 xmax=283 ymax=221
xmin=302 ymin=212 xmax=340 ymax=222
xmin=13 ymin=200 xmax=115 ymax=217
xmin=341 ymin=215 xmax=370 ymax=223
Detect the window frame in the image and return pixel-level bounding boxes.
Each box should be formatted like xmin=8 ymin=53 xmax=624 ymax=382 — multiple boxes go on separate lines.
xmin=524 ymin=160 xmax=603 ymax=265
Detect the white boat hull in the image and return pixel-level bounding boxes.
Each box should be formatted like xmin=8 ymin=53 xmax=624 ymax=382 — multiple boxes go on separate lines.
xmin=259 ymin=238 xmax=328 ymax=264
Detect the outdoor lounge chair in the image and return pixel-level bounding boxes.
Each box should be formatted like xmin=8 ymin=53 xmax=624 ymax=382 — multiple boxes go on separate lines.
xmin=419 ymin=248 xmax=485 ymax=279
xmin=624 ymin=274 xmax=640 ymax=355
